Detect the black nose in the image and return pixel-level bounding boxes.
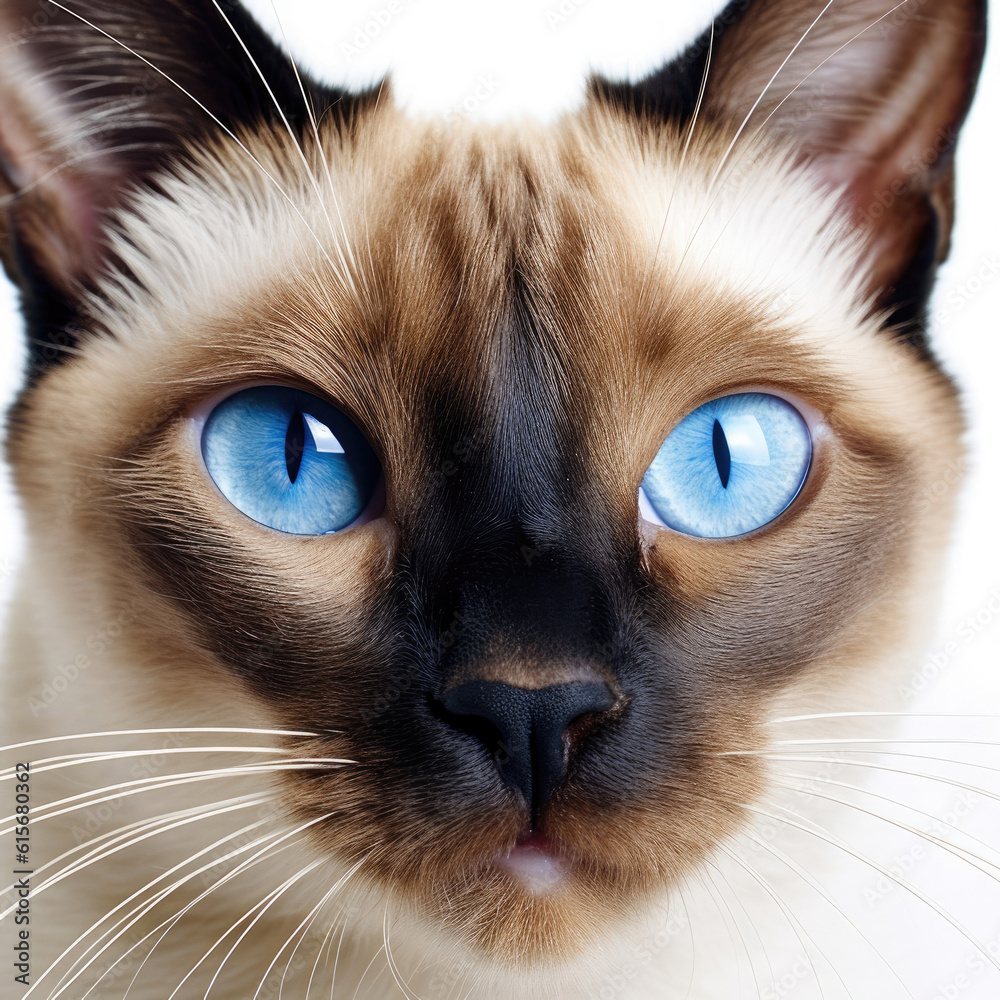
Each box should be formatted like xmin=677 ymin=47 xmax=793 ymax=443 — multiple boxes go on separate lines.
xmin=440 ymin=680 xmax=617 ymax=820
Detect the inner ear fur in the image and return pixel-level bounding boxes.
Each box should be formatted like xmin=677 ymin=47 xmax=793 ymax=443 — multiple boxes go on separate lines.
xmin=0 ymin=0 xmax=373 ymax=372
xmin=593 ymin=0 xmax=986 ymax=342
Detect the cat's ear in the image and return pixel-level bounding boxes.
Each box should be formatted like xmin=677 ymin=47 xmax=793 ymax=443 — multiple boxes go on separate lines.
xmin=0 ymin=0 xmax=370 ymax=369
xmin=593 ymin=0 xmax=986 ymax=337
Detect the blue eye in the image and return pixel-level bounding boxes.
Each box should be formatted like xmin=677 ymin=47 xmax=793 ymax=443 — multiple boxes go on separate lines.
xmin=639 ymin=393 xmax=811 ymax=538
xmin=201 ymin=386 xmax=382 ymax=535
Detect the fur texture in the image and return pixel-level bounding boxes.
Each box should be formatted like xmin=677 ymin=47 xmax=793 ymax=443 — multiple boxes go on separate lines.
xmin=0 ymin=1 xmax=988 ymax=997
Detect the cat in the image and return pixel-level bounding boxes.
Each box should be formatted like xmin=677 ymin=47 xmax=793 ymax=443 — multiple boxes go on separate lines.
xmin=0 ymin=0 xmax=992 ymax=997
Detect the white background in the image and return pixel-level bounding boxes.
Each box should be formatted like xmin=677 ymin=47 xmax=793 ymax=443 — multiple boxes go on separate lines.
xmin=0 ymin=1 xmax=998 ymax=995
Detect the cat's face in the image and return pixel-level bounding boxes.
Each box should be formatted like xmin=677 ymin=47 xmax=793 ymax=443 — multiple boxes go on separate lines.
xmin=0 ymin=0 xmax=986 ymax=985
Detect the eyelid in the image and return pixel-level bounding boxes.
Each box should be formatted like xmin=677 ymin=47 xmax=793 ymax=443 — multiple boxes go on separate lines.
xmin=187 ymin=377 xmax=329 ymax=427
xmin=664 ymin=385 xmax=826 ymax=438
xmin=187 ymin=377 xmax=384 ymax=472
xmin=647 ymin=386 xmax=830 ymax=467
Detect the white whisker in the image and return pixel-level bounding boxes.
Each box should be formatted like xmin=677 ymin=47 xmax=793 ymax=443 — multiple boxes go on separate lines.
xmin=253 ymin=856 xmax=367 ymax=1000
xmin=642 ymin=20 xmax=715 ymax=298
xmin=746 ymin=800 xmax=1000 ymax=975
xmin=383 ymin=905 xmax=422 ymax=1000
xmin=1 ymin=793 xmax=273 ymax=916
xmin=757 ymin=752 xmax=1000 ymax=805
xmin=349 ymin=937 xmax=388 ymax=1000
xmin=206 ymin=0 xmax=358 ymax=295
xmin=0 ymin=745 xmax=297 ymax=781
xmin=741 ymin=827 xmax=915 ymax=999
xmin=115 ymin=838 xmax=313 ymax=999
xmin=358 ymin=77 xmax=387 ymax=292
xmin=773 ymin=776 xmax=1000 ymax=880
xmin=781 ymin=770 xmax=1000 ymax=864
xmin=63 ymin=813 xmax=336 ymax=1000
xmin=44 ymin=0 xmax=350 ymax=282
xmin=742 ymin=0 xmax=921 ymax=154
xmin=676 ymin=889 xmax=698 ymax=997
xmin=707 ymin=0 xmax=836 ymax=193
xmin=189 ymin=859 xmax=327 ymax=1000
xmin=671 ymin=0 xmax=917 ymax=305
xmin=266 ymin=0 xmax=360 ymax=279
xmin=29 ymin=817 xmax=293 ymax=999
xmin=322 ymin=913 xmax=350 ymax=1000
xmin=0 ymin=727 xmax=317 ymax=756
xmin=770 ymin=737 xmax=1000 ymax=748
xmin=708 ymin=858 xmax=777 ymax=993
xmin=719 ymin=843 xmax=847 ymax=1000
xmin=699 ymin=864 xmax=754 ymax=996
xmin=0 ymin=758 xmax=344 ymax=833
xmin=771 ymin=712 xmax=1000 ymax=724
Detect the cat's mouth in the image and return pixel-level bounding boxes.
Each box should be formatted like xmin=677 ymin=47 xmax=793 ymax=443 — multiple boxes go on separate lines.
xmin=288 ymin=728 xmax=760 ymax=965
xmin=494 ymin=830 xmax=570 ymax=894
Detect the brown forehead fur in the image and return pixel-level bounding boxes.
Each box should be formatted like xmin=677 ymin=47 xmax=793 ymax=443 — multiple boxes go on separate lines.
xmin=5 ymin=99 xmax=964 ymax=972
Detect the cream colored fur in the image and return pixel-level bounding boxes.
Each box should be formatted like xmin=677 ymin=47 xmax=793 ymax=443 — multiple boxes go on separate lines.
xmin=1 ymin=102 xmax=965 ymax=997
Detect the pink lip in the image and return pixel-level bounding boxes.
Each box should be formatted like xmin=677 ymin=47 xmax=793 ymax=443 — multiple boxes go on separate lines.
xmin=516 ymin=830 xmax=551 ymax=850
xmin=496 ymin=832 xmax=569 ymax=894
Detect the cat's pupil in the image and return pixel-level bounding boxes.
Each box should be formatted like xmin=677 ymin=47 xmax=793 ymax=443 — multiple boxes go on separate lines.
xmin=284 ymin=409 xmax=307 ymax=484
xmin=712 ymin=419 xmax=731 ymax=489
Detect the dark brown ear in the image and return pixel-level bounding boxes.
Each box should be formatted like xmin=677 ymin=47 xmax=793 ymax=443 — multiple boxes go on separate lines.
xmin=0 ymin=0 xmax=372 ymax=373
xmin=592 ymin=0 xmax=986 ymax=342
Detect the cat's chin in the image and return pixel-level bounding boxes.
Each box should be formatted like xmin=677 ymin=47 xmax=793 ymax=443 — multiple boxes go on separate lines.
xmin=338 ymin=842 xmax=676 ymax=1000
xmin=375 ymin=829 xmax=677 ymax=967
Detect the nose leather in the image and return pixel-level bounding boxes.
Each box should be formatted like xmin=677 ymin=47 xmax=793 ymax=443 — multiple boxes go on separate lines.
xmin=441 ymin=680 xmax=616 ymax=820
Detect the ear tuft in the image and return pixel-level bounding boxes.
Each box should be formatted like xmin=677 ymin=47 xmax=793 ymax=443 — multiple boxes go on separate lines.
xmin=0 ymin=0 xmax=375 ymax=372
xmin=592 ymin=0 xmax=987 ymax=344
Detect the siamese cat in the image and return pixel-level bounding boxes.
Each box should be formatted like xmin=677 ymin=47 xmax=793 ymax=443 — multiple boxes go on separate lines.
xmin=0 ymin=0 xmax=992 ymax=997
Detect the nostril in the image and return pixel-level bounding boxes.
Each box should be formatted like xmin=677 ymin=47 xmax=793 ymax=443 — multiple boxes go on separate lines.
xmin=442 ymin=711 xmax=508 ymax=766
xmin=437 ymin=680 xmax=617 ymax=820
